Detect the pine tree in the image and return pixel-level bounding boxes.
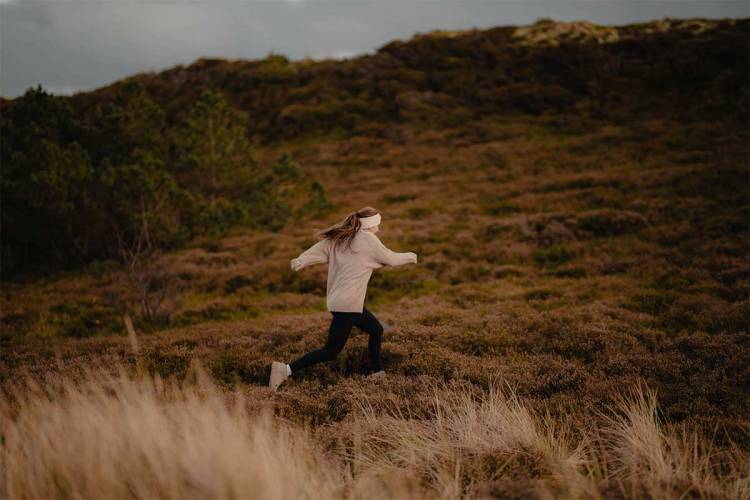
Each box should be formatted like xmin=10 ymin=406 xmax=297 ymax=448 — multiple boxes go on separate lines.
xmin=86 ymin=79 xmax=167 ymax=166
xmin=169 ymin=89 xmax=258 ymax=206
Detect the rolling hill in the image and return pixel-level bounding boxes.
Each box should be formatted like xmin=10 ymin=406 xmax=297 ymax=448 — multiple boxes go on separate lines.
xmin=1 ymin=17 xmax=749 ymax=498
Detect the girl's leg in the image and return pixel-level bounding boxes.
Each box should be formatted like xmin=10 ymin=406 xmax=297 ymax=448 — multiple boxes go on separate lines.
xmin=289 ymin=313 xmax=354 ymax=374
xmin=354 ymin=307 xmax=384 ymax=372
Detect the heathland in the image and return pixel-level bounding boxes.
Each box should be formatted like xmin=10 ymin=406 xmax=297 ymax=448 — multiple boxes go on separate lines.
xmin=1 ymin=17 xmax=748 ymax=498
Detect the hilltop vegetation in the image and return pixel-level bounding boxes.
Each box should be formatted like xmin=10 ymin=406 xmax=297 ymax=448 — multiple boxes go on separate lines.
xmin=1 ymin=17 xmax=749 ymax=499
xmin=74 ymin=16 xmax=747 ymax=143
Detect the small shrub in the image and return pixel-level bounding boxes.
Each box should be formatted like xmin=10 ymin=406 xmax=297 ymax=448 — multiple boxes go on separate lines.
xmin=85 ymin=259 xmax=120 ymax=277
xmin=225 ymin=275 xmax=253 ymax=294
xmin=438 ymin=106 xmax=474 ymax=127
xmin=368 ymin=268 xmax=434 ymax=303
xmin=209 ymin=348 xmax=266 ymax=385
xmin=381 ymin=194 xmax=416 ymax=204
xmin=660 ymin=294 xmax=749 ymax=334
xmin=479 ymin=193 xmax=521 ymax=216
xmin=478 ymin=223 xmax=513 ymax=242
xmin=173 ymin=300 xmax=259 ymax=327
xmin=624 ymin=291 xmax=677 ymax=315
xmin=407 ymin=206 xmax=432 ymax=218
xmin=533 ymin=244 xmax=575 ymax=266
xmin=550 ymin=267 xmax=586 ymax=278
xmin=522 ymin=213 xmax=577 ymax=247
xmin=493 ymin=83 xmax=577 ymax=115
xmin=524 ymin=289 xmax=560 ymax=302
xmin=449 ymin=331 xmax=515 ymax=356
xmin=479 ymin=147 xmax=510 ymax=169
xmin=48 ymin=298 xmax=121 ymax=338
xmin=0 ymin=311 xmax=34 ymax=341
xmin=577 ymin=209 xmax=647 ymax=236
xmin=447 ymin=263 xmax=494 ymax=285
xmin=143 ymin=350 xmax=192 ymax=379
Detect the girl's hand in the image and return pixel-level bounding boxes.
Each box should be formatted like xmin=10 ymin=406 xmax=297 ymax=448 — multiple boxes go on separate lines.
xmin=291 ymin=258 xmax=302 ymax=272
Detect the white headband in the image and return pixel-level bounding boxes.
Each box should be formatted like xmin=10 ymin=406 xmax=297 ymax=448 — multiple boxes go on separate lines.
xmin=359 ymin=213 xmax=381 ymax=229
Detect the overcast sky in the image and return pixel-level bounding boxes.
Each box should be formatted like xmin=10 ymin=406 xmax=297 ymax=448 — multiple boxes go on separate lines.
xmin=1 ymin=0 xmax=747 ymax=98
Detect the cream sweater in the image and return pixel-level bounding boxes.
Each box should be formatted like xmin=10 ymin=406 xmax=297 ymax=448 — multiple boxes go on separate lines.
xmin=290 ymin=229 xmax=417 ymax=312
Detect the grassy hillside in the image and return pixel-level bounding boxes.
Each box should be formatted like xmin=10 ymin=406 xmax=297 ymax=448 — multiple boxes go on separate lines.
xmin=1 ymin=17 xmax=749 ymax=498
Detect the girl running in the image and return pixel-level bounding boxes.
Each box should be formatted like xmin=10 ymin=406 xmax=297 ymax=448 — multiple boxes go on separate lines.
xmin=269 ymin=206 xmax=418 ymax=391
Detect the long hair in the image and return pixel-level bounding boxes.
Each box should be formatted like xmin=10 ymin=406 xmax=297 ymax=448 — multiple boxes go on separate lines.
xmin=318 ymin=206 xmax=379 ymax=251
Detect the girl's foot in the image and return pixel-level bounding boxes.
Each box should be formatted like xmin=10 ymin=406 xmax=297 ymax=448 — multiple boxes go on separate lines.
xmin=269 ymin=361 xmax=291 ymax=391
xmin=367 ymin=370 xmax=386 ymax=379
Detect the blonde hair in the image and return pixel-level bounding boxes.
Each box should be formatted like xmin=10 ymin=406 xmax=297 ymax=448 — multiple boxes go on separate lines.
xmin=318 ymin=207 xmax=379 ymax=250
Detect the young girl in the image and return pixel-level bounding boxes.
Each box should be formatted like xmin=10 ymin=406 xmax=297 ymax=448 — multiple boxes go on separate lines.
xmin=269 ymin=206 xmax=418 ymax=391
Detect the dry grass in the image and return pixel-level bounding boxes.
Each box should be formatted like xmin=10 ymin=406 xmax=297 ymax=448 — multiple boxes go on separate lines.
xmin=343 ymin=382 xmax=596 ymax=498
xmin=0 ymin=365 xmax=342 ymax=499
xmin=601 ymin=386 xmax=750 ymax=499
xmin=1 ymin=367 xmax=747 ymax=499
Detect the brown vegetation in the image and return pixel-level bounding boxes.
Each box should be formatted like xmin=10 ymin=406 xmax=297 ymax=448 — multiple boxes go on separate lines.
xmin=1 ymin=17 xmax=748 ymax=499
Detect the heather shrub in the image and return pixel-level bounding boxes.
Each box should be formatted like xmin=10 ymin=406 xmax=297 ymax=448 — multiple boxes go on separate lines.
xmin=478 ymin=193 xmax=521 ymax=216
xmin=624 ymin=290 xmax=677 ymax=315
xmin=479 ymin=146 xmax=510 ymax=169
xmin=533 ymin=244 xmax=575 ymax=266
xmin=659 ymin=294 xmax=749 ymax=334
xmin=368 ymin=267 xmax=434 ymax=303
xmin=210 ymin=348 xmax=268 ymax=385
xmin=48 ymin=298 xmax=122 ymax=338
xmin=143 ymin=349 xmax=192 ymax=379
xmin=577 ymin=209 xmax=647 ymax=236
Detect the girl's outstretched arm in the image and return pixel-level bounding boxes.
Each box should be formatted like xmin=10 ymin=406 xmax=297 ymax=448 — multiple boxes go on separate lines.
xmin=291 ymin=239 xmax=331 ymax=271
xmin=364 ymin=232 xmax=417 ymax=267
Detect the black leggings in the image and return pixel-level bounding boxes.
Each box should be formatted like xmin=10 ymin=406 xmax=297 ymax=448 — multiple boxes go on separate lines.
xmin=289 ymin=307 xmax=384 ymax=374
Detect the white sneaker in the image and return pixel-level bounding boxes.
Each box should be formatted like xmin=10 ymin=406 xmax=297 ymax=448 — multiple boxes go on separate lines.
xmin=367 ymin=370 xmax=386 ymax=379
xmin=269 ymin=361 xmax=290 ymax=391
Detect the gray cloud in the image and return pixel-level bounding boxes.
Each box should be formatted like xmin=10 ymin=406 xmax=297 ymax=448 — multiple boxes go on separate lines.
xmin=1 ymin=0 xmax=748 ymax=98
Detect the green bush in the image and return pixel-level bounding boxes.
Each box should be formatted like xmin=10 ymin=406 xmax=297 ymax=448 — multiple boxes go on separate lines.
xmin=192 ymin=197 xmax=249 ymax=239
xmin=254 ymin=54 xmax=297 ymax=82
